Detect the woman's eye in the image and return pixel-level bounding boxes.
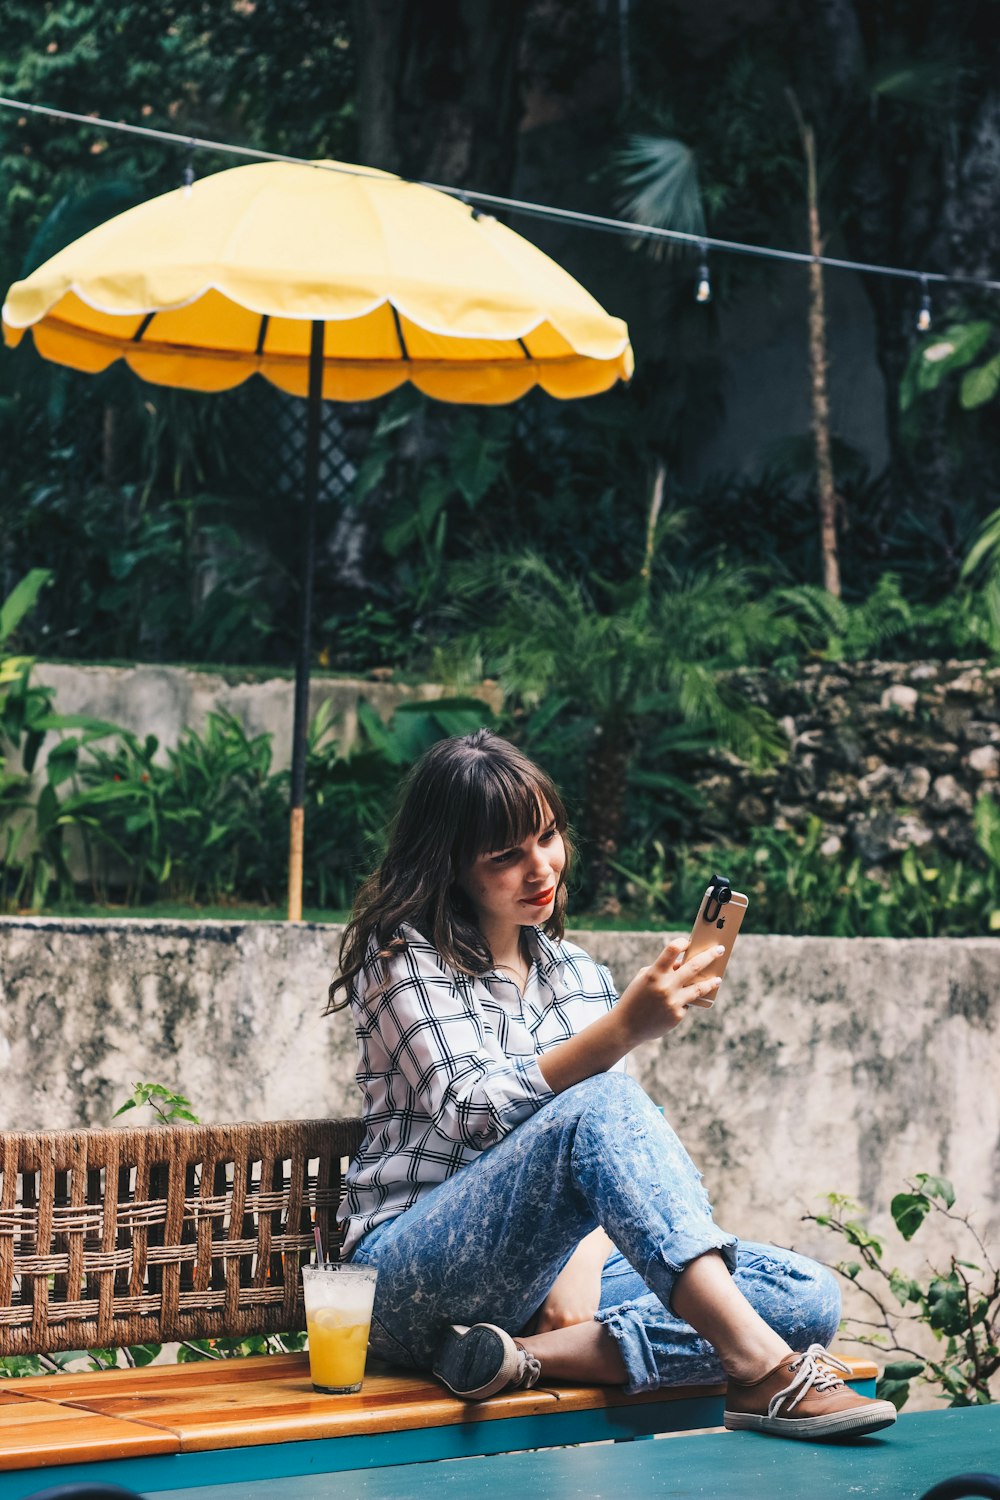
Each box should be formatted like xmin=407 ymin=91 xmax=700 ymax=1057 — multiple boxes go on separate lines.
xmin=541 ymin=827 xmax=558 ymax=843
xmin=491 ymin=850 xmax=515 ymax=865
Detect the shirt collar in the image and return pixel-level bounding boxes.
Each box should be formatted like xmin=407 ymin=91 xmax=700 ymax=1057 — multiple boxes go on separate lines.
xmin=524 ymin=925 xmax=564 ymax=976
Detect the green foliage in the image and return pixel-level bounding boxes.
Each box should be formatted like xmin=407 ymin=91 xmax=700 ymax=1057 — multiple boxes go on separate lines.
xmin=772 ymin=568 xmax=1000 ymax=662
xmin=0 ymin=570 xmax=56 ymax=780
xmin=617 ymin=135 xmax=706 ymax=237
xmin=611 ymin=810 xmax=1000 ymax=938
xmin=69 ymin=709 xmax=287 ymax=905
xmin=177 ymin=1330 xmax=309 ymax=1363
xmin=773 ymin=574 xmax=915 ymax=661
xmin=900 ymin=322 xmax=1000 ymax=413
xmin=809 ymin=1178 xmax=998 ymax=1409
xmin=113 ymin=1081 xmax=199 ymax=1125
xmin=0 ymin=1 xmax=355 ymax=262
xmin=3 ymin=687 xmax=494 ymax=912
xmin=1 ymin=571 xmax=131 ymax=909
xmin=7 ymin=482 xmax=283 ymax=665
xmin=619 ymin=45 xmax=801 ymax=241
xmin=443 ymin=544 xmax=790 ymax=900
xmin=0 ymin=1346 xmax=165 ymax=1379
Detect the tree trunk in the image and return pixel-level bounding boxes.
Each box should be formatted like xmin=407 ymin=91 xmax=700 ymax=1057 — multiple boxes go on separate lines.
xmin=788 ymin=92 xmax=842 ymax=597
xmin=354 ymin=0 xmax=529 ymax=192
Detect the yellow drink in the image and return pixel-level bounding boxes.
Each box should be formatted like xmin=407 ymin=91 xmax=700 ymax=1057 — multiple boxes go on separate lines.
xmin=306 ymin=1308 xmax=371 ymax=1392
xmin=301 ymin=1262 xmax=377 ymax=1394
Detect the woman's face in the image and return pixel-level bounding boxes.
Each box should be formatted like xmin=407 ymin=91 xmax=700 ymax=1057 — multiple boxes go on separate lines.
xmin=459 ymin=801 xmax=566 ymax=933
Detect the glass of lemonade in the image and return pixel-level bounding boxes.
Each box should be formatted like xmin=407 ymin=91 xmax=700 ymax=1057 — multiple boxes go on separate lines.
xmin=302 ymin=1262 xmax=378 ymax=1394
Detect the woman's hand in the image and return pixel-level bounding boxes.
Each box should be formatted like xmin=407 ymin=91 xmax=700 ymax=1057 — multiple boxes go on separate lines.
xmin=534 ymin=1229 xmax=612 ymax=1332
xmin=613 ymin=937 xmax=722 ymax=1049
xmin=535 ymin=939 xmax=721 ymax=1096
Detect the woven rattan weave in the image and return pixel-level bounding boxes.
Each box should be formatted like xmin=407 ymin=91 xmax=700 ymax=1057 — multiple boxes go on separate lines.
xmin=0 ymin=1117 xmax=364 ymax=1356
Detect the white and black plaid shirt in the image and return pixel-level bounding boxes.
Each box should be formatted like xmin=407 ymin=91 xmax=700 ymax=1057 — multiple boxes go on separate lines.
xmin=339 ymin=922 xmax=623 ymax=1256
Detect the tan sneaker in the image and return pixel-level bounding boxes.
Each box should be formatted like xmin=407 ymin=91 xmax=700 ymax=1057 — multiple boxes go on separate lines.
xmin=724 ymin=1345 xmax=897 ymax=1441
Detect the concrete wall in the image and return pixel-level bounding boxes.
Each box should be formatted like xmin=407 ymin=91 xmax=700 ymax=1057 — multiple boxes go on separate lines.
xmin=30 ymin=664 xmax=501 ymax=773
xmin=2 ymin=917 xmax=997 ymax=1280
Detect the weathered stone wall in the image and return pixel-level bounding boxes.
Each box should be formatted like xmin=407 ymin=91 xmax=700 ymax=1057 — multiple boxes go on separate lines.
xmin=2 ymin=917 xmax=997 ymax=1282
xmin=692 ymin=659 xmax=1000 ymax=867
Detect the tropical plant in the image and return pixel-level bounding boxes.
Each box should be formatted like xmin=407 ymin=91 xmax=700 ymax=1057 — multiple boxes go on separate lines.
xmin=1 ymin=570 xmax=131 ymax=910
xmin=443 ymin=524 xmax=790 ymax=904
xmin=609 ymin=798 xmax=1000 ymax=938
xmin=300 ymin=695 xmax=497 ymax=908
xmin=807 ymin=1176 xmax=999 ymax=1409
xmin=64 ymin=696 xmax=496 ymax=909
xmin=78 ymin=712 xmax=286 ymax=905
xmin=900 ymin=319 xmax=1000 ymax=417
xmin=0 ymin=570 xmax=53 ymax=902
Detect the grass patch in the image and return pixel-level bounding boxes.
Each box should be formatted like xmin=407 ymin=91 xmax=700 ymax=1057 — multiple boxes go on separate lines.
xmin=12 ymin=900 xmax=673 ymax=930
xmin=25 ymin=899 xmax=351 ymax=924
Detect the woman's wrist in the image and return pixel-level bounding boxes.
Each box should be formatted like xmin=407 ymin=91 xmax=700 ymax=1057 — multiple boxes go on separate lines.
xmin=595 ymin=1005 xmax=636 ymax=1064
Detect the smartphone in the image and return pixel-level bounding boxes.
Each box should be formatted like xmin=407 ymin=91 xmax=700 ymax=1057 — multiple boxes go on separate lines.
xmin=684 ymin=874 xmax=748 ymax=990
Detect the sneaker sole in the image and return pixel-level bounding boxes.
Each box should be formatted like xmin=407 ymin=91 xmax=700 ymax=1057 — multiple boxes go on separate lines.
xmin=432 ymin=1323 xmax=519 ymax=1401
xmin=724 ymin=1403 xmax=898 ymax=1441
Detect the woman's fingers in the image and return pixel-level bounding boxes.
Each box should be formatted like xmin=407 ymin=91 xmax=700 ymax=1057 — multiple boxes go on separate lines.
xmin=654 ymin=936 xmax=690 ymax=972
xmin=681 ymin=975 xmax=722 ymax=1008
xmin=677 ymin=944 xmax=724 ymax=980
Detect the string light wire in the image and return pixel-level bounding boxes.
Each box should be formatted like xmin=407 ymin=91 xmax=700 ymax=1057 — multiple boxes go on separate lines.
xmin=2 ymin=93 xmax=999 ymax=296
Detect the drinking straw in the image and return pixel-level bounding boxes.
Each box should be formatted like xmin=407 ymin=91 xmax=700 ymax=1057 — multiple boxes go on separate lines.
xmin=314 ymin=1222 xmax=326 ymax=1267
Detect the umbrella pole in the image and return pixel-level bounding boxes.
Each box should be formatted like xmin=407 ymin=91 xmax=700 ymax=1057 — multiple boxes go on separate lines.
xmin=288 ymin=319 xmax=324 ymax=921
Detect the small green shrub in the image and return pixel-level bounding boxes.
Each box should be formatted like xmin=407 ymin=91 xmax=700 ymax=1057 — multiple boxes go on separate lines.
xmin=808 ymin=1176 xmax=999 ymax=1409
xmin=611 ymin=807 xmax=1000 ymax=938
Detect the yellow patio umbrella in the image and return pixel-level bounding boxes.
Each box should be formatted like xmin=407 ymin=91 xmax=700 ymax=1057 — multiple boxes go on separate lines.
xmin=2 ymin=158 xmax=633 ymax=918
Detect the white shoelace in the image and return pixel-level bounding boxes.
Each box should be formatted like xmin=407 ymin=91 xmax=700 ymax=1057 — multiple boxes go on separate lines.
xmin=513 ymin=1345 xmax=542 ymax=1389
xmin=767 ymin=1344 xmax=852 ymax=1417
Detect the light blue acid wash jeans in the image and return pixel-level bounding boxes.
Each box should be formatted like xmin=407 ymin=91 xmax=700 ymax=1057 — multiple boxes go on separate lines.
xmin=349 ymin=1073 xmax=841 ymax=1393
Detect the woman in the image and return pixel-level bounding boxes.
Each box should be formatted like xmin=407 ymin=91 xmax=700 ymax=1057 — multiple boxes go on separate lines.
xmin=329 ymin=730 xmax=895 ymax=1441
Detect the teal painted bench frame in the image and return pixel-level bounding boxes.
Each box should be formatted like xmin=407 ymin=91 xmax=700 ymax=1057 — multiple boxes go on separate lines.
xmin=110 ymin=1407 xmax=999 ymax=1500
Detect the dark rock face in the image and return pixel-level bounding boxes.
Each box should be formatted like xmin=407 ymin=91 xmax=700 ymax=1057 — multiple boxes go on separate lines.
xmin=687 ymin=660 xmax=1000 ymax=869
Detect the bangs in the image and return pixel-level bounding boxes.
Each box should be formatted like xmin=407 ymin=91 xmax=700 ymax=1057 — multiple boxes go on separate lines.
xmin=453 ymin=760 xmax=565 ymax=868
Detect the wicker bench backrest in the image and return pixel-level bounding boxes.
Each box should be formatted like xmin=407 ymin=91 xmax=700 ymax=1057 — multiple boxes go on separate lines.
xmin=0 ymin=1117 xmax=365 ymax=1357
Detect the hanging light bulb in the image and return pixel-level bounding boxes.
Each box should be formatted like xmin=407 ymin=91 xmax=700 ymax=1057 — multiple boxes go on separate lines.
xmin=695 ymin=242 xmax=712 ymax=304
xmin=916 ymin=276 xmax=932 ymax=332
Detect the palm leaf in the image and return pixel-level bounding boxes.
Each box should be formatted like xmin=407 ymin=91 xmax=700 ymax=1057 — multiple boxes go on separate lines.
xmin=0 ymin=571 xmax=52 ymax=647
xmin=616 ymin=134 xmax=706 ymax=238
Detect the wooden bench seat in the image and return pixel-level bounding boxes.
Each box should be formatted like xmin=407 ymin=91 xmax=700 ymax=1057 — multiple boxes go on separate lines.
xmin=0 ymin=1349 xmax=878 ymax=1496
xmin=0 ymin=1117 xmax=879 ymax=1493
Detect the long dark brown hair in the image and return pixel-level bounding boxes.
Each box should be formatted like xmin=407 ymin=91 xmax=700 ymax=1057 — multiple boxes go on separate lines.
xmin=326 ymin=730 xmax=573 ymax=1011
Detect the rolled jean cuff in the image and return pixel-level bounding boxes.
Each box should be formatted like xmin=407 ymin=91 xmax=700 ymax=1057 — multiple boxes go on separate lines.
xmin=596 ymin=1232 xmax=739 ymax=1395
xmin=649 ymin=1228 xmax=738 ymax=1308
